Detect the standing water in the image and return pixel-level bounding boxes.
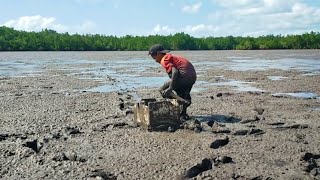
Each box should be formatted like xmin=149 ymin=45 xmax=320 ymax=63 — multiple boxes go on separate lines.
xmin=0 ymin=50 xmax=319 ymax=93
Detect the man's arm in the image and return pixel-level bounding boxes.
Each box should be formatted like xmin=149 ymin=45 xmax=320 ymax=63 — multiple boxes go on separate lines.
xmin=162 ymin=67 xmax=189 ymax=104
xmin=163 ymin=67 xmax=178 ymax=97
xmin=169 ymin=66 xmax=179 ymax=89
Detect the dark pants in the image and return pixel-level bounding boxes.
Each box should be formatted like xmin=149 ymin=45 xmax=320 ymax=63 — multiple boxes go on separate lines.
xmin=159 ymin=73 xmax=195 ymax=117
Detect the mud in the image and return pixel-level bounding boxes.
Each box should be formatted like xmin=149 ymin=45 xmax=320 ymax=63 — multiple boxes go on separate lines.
xmin=0 ymin=50 xmax=320 ymax=179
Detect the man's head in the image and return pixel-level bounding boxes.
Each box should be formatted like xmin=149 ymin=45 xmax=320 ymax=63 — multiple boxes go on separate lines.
xmin=148 ymin=44 xmax=170 ymax=63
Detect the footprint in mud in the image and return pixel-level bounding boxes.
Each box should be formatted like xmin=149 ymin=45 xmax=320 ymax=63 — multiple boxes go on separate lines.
xmin=118 ymin=95 xmax=135 ymax=115
xmin=64 ymin=126 xmax=82 ymax=135
xmin=304 ymin=161 xmax=320 ymax=177
xmin=301 ymin=152 xmax=320 ymax=177
xmin=249 ymin=128 xmax=264 ymax=135
xmin=253 ymin=107 xmax=265 ymax=115
xmin=183 ymin=158 xmax=212 ymax=179
xmin=232 ymin=128 xmax=264 ymax=136
xmin=93 ymin=122 xmax=131 ymax=132
xmin=273 ymin=123 xmax=309 ymax=130
xmin=266 ymin=122 xmax=285 ymax=126
xmin=0 ymin=133 xmax=28 ymax=141
xmin=210 ymin=137 xmax=229 ymax=149
xmin=232 ymin=130 xmax=249 ymax=136
xmin=52 ymin=151 xmax=87 ymax=162
xmin=0 ymin=133 xmax=9 ymax=141
xmin=22 ymin=139 xmax=43 ymax=153
xmin=87 ymin=169 xmax=116 ymax=180
xmin=216 ymin=92 xmax=233 ymax=97
xmin=118 ymin=98 xmax=125 ymax=110
xmin=180 ymin=156 xmax=233 ymax=179
xmin=213 ymin=156 xmax=233 ymax=165
xmin=302 ymin=153 xmax=320 ymax=161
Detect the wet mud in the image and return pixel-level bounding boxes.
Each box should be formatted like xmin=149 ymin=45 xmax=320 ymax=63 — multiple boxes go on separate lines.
xmin=0 ymin=50 xmax=320 ymax=179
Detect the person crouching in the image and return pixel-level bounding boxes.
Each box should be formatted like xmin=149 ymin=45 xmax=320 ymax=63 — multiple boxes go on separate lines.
xmin=148 ymin=44 xmax=197 ymax=121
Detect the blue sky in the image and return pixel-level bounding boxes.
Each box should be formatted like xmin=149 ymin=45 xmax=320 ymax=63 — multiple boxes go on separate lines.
xmin=1 ymin=0 xmax=320 ymax=37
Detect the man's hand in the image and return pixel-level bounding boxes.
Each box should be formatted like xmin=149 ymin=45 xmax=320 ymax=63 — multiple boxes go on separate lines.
xmin=162 ymin=87 xmax=173 ymax=98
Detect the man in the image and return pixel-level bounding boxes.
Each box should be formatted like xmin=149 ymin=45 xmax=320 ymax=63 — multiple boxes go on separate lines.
xmin=148 ymin=44 xmax=197 ymax=120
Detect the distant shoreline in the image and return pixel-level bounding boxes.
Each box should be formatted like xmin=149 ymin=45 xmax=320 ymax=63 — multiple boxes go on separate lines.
xmin=0 ymin=48 xmax=320 ymax=52
xmin=1 ymin=26 xmax=320 ymax=51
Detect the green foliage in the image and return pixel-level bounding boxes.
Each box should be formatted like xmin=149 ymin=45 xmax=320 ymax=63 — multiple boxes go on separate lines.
xmin=0 ymin=26 xmax=319 ymax=51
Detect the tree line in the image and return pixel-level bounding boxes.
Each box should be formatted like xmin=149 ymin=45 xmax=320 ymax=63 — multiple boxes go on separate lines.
xmin=0 ymin=26 xmax=319 ymax=51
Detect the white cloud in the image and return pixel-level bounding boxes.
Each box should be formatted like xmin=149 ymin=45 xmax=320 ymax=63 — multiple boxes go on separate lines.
xmin=212 ymin=0 xmax=302 ymax=17
xmin=292 ymin=3 xmax=312 ymax=15
xmin=207 ymin=0 xmax=320 ymax=36
xmin=182 ymin=2 xmax=202 ymax=13
xmin=2 ymin=15 xmax=97 ymax=34
xmin=213 ymin=0 xmax=260 ymax=8
xmin=152 ymin=24 xmax=175 ymax=35
xmin=3 ymin=15 xmax=66 ymax=32
xmin=152 ymin=1 xmax=320 ymax=37
xmin=183 ymin=24 xmax=218 ymax=36
xmin=152 ymin=24 xmax=220 ymax=37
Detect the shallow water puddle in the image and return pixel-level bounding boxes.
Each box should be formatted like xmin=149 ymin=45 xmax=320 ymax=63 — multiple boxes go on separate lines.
xmin=227 ymin=58 xmax=320 ymax=73
xmin=272 ymin=92 xmax=319 ymax=99
xmin=190 ymin=57 xmax=320 ymax=76
xmin=86 ymin=76 xmax=167 ymax=92
xmin=1 ymin=53 xmax=318 ymax=94
xmin=308 ymin=107 xmax=320 ymax=111
xmin=191 ymin=58 xmax=318 ymax=76
xmin=0 ymin=60 xmax=43 ymax=77
xmin=193 ymin=80 xmax=264 ymax=92
xmin=267 ymin=76 xmax=288 ymax=80
xmin=0 ymin=58 xmax=156 ymax=77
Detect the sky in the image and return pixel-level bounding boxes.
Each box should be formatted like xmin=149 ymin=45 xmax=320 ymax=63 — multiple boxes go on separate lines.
xmin=1 ymin=0 xmax=320 ymax=37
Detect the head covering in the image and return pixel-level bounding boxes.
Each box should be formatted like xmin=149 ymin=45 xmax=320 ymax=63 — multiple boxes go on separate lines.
xmin=148 ymin=44 xmax=170 ymax=55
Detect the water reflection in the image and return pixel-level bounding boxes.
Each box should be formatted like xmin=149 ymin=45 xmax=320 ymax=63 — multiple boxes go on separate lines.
xmin=86 ymin=76 xmax=167 ymax=93
xmin=0 ymin=51 xmax=319 ymax=93
xmin=193 ymin=80 xmax=264 ymax=92
xmin=267 ymin=76 xmax=288 ymax=80
xmin=227 ymin=58 xmax=320 ymax=73
xmin=272 ymin=92 xmax=319 ymax=99
xmin=308 ymin=107 xmax=320 ymax=111
xmin=191 ymin=57 xmax=320 ymax=75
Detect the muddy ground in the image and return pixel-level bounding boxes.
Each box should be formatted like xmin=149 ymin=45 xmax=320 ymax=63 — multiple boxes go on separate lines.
xmin=0 ymin=50 xmax=320 ymax=180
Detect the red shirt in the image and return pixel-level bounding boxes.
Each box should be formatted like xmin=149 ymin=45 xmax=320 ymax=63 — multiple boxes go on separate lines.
xmin=160 ymin=54 xmax=196 ymax=81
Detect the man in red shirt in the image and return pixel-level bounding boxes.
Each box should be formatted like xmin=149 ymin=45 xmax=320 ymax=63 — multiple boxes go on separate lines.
xmin=148 ymin=44 xmax=197 ymax=121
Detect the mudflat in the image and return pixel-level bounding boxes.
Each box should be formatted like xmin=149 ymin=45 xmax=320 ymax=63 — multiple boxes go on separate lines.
xmin=0 ymin=50 xmax=319 ymax=179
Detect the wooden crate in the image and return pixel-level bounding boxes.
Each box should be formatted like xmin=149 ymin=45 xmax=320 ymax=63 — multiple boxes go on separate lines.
xmin=134 ymin=98 xmax=182 ymax=131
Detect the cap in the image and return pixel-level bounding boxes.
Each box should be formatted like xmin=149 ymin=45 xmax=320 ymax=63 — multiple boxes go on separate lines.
xmin=148 ymin=44 xmax=170 ymax=55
